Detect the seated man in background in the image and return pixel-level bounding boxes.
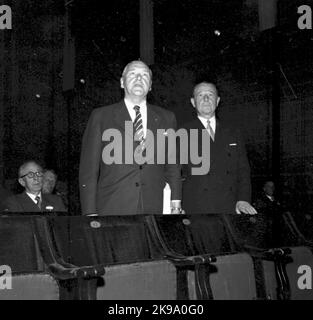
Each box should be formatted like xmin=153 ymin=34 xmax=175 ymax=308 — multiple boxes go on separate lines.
xmin=254 ymin=180 xmax=282 ymax=216
xmin=3 ymin=160 xmax=67 ymax=212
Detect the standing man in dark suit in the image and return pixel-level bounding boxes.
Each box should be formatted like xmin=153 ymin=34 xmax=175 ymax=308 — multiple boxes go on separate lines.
xmin=79 ymin=60 xmax=182 ymax=215
xmin=3 ymin=161 xmax=67 ymax=212
xmin=182 ymin=82 xmax=256 ymax=215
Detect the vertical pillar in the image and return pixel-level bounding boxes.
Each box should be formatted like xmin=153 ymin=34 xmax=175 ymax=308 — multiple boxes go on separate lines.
xmin=258 ymin=0 xmax=280 ymax=186
xmin=64 ymin=0 xmax=75 ymax=214
xmin=0 ymin=30 xmax=4 ymax=183
xmin=140 ymin=0 xmax=154 ymax=65
xmin=258 ymin=0 xmax=277 ymax=31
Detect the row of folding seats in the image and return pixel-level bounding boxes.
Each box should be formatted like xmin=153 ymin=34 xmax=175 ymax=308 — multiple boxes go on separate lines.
xmin=0 ymin=212 xmax=312 ymax=300
xmin=0 ymin=216 xmax=105 ymax=300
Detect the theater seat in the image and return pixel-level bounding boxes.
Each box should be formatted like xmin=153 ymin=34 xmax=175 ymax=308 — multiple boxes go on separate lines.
xmin=224 ymin=213 xmax=313 ymax=300
xmin=47 ymin=215 xmax=178 ymax=300
xmin=0 ymin=273 xmax=59 ymax=300
xmin=0 ymin=215 xmax=105 ymax=300
xmin=146 ymin=214 xmax=257 ymax=300
xmin=96 ymin=261 xmax=176 ymax=300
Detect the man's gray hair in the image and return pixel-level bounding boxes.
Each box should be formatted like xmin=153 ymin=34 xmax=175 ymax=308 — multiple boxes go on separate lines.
xmin=18 ymin=160 xmax=42 ymax=178
xmin=121 ymin=60 xmax=153 ymax=79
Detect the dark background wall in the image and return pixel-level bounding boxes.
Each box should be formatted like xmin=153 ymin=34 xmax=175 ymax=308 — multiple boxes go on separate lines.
xmin=0 ymin=0 xmax=312 ymax=214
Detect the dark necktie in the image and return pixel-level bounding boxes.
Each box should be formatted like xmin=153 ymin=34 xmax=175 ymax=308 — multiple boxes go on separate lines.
xmin=133 ymin=105 xmax=145 ymax=150
xmin=206 ymin=119 xmax=215 ymax=141
xmin=35 ymin=195 xmax=42 ymax=210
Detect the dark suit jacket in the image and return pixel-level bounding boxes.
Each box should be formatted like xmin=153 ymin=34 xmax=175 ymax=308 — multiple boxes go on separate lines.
xmin=79 ymin=100 xmax=182 ymax=215
xmin=254 ymin=193 xmax=282 ymax=216
xmin=181 ymin=117 xmax=251 ymax=214
xmin=0 ymin=185 xmax=12 ymax=212
xmin=3 ymin=192 xmax=67 ymax=212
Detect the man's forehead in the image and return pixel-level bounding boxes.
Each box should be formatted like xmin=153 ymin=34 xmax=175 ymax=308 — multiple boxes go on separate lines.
xmin=22 ymin=162 xmax=42 ymax=173
xmin=124 ymin=61 xmax=150 ymax=73
xmin=194 ymin=83 xmax=218 ymax=95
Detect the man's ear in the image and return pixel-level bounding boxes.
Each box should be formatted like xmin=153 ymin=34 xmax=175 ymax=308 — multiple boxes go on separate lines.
xmin=18 ymin=178 xmax=25 ymax=188
xmin=217 ymin=96 xmax=221 ymax=107
xmin=190 ymin=97 xmax=196 ymax=108
xmin=120 ymin=77 xmax=124 ymax=89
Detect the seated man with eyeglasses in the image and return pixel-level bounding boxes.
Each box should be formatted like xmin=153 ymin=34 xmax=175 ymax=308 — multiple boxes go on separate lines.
xmin=3 ymin=160 xmax=67 ymax=213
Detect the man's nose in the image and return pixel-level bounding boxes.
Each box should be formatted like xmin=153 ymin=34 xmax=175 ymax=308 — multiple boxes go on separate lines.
xmin=136 ymin=74 xmax=142 ymax=81
xmin=203 ymin=95 xmax=209 ymax=101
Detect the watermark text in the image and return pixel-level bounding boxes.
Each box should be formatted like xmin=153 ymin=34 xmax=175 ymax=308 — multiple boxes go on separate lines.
xmin=0 ymin=5 xmax=12 ymax=30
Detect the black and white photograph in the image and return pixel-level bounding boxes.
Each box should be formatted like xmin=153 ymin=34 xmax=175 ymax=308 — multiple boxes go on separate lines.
xmin=0 ymin=0 xmax=313 ymax=305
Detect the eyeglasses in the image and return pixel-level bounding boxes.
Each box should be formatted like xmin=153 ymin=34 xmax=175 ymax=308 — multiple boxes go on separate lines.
xmin=20 ymin=171 xmax=44 ymax=179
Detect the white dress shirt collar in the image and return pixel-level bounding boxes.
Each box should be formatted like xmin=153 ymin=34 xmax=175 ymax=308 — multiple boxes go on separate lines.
xmin=197 ymin=115 xmax=216 ymax=133
xmin=124 ymin=98 xmax=147 ymax=136
xmin=26 ymin=191 xmax=42 ymax=204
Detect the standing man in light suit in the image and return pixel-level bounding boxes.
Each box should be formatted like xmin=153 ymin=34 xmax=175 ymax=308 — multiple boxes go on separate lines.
xmin=79 ymin=60 xmax=182 ymax=215
xmin=182 ymin=82 xmax=257 ymax=215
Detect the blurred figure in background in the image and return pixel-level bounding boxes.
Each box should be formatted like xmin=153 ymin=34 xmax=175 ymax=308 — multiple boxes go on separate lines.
xmin=254 ymin=180 xmax=282 ymax=216
xmin=42 ymin=169 xmax=57 ymax=194
xmin=42 ymin=169 xmax=68 ymax=210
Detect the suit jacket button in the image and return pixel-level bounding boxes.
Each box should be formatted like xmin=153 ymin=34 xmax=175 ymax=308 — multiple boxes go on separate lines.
xmin=226 ymin=170 xmax=230 ymax=174
xmin=135 ymin=182 xmax=139 ymax=187
xmin=139 ymin=165 xmax=143 ymax=170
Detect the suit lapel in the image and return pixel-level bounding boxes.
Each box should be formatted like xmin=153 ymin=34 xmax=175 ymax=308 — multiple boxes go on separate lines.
xmin=142 ymin=105 xmax=160 ymax=162
xmin=113 ymin=100 xmax=133 ymax=139
xmin=193 ymin=117 xmax=226 ymax=171
xmin=210 ymin=120 xmax=227 ymax=170
xmin=21 ymin=192 xmax=41 ymax=212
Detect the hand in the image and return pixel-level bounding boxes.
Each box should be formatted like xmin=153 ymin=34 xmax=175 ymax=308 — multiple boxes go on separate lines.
xmin=235 ymin=201 xmax=257 ymax=215
xmin=170 ymin=200 xmax=185 ymax=214
xmin=171 ymin=207 xmax=185 ymax=214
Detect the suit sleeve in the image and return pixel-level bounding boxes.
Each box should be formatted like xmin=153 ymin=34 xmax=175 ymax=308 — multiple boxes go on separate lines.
xmin=236 ymin=129 xmax=252 ymax=203
xmin=79 ymin=109 xmax=102 ymax=215
xmin=3 ymin=196 xmax=22 ymax=212
xmin=164 ymin=112 xmax=182 ymax=200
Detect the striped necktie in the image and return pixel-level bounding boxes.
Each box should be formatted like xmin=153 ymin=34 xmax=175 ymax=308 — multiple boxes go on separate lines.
xmin=35 ymin=195 xmax=42 ymax=210
xmin=206 ymin=119 xmax=215 ymax=141
xmin=133 ymin=105 xmax=145 ymax=149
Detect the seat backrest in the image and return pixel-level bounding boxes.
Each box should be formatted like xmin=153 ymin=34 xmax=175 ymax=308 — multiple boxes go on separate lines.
xmin=285 ymin=212 xmax=313 ymax=244
xmin=0 ymin=217 xmax=45 ymax=273
xmin=146 ymin=214 xmax=237 ymax=256
xmin=61 ymin=216 xmax=155 ymax=266
xmin=223 ymin=214 xmax=274 ymax=250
